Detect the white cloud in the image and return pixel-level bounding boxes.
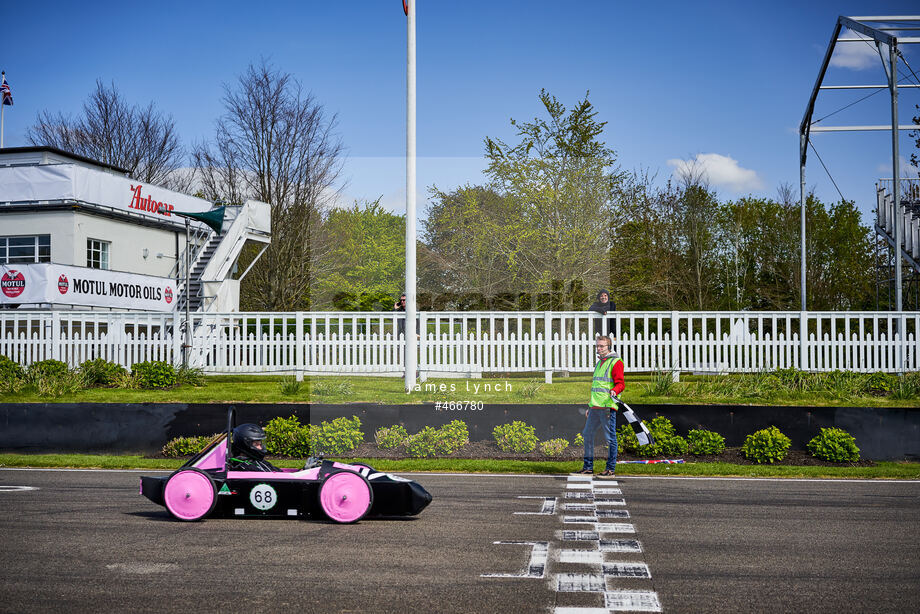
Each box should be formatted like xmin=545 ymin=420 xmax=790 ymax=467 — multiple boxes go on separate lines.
xmin=876 ymin=156 xmax=920 ymax=178
xmin=666 ymin=153 xmax=764 ymax=193
xmin=829 ymin=30 xmax=880 ymax=70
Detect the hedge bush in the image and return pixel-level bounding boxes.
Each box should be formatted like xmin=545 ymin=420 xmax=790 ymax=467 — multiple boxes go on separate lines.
xmin=375 ymin=425 xmax=409 ymax=449
xmin=742 ymin=426 xmax=791 ymax=463
xmin=0 ymin=355 xmax=25 ymax=393
xmin=441 ymin=420 xmax=470 ymax=451
xmin=310 ymin=415 xmax=363 ymax=455
xmin=493 ymin=421 xmax=539 ymax=453
xmin=131 ymin=361 xmax=177 ymax=389
xmin=79 ymin=358 xmax=127 ymax=387
xmin=162 ymin=434 xmax=216 ymax=457
xmin=618 ymin=416 xmax=688 ymax=457
xmin=687 ymin=429 xmax=726 ymax=455
xmin=402 ymin=422 xmax=470 ymax=458
xmin=404 ymin=426 xmax=450 ymax=458
xmin=539 ymin=438 xmax=569 ymax=456
xmin=27 ymin=359 xmax=69 ymax=381
xmin=807 ymin=427 xmax=860 ymax=463
xmin=264 ymin=415 xmax=311 ymax=457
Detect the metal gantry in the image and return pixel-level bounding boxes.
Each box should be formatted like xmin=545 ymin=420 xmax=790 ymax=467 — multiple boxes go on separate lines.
xmin=799 ymin=15 xmax=920 ymax=312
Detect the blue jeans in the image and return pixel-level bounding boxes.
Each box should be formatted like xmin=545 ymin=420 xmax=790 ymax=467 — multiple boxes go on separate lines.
xmin=582 ymin=408 xmax=617 ymax=471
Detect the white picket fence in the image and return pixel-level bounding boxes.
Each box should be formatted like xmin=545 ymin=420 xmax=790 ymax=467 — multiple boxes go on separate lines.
xmin=1 ymin=310 xmax=917 ymax=377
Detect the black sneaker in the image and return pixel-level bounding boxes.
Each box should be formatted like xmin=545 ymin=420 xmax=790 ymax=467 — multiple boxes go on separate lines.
xmin=598 ymin=469 xmax=616 ymax=478
xmin=573 ymin=468 xmax=593 ymax=475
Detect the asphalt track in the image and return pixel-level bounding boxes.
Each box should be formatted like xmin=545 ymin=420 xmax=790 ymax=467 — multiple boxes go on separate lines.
xmin=0 ymin=469 xmax=918 ymax=614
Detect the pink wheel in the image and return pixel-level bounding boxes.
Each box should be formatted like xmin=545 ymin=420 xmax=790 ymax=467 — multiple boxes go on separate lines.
xmin=163 ymin=468 xmax=217 ymax=522
xmin=317 ymin=471 xmax=373 ymax=523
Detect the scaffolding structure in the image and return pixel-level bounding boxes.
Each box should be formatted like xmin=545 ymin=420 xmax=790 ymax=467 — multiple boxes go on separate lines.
xmin=799 ymin=15 xmax=920 ymax=312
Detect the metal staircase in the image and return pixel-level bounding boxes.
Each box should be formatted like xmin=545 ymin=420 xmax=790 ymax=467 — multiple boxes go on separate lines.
xmin=176 ymin=229 xmax=226 ymax=312
xmin=175 ymin=200 xmax=271 ymax=313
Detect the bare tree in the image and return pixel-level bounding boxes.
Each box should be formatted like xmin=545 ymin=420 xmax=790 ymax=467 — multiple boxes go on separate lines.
xmin=27 ymin=80 xmax=188 ymax=189
xmin=193 ymin=61 xmax=344 ymax=310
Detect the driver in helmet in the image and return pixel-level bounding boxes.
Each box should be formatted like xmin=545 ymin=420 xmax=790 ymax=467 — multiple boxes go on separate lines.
xmin=228 ymin=423 xmax=280 ymax=472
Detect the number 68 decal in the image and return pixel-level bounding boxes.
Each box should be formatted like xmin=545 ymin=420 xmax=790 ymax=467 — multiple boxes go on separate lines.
xmin=249 ymin=483 xmax=277 ymax=510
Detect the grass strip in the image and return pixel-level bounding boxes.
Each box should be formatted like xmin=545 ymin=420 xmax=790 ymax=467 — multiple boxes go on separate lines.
xmin=1 ymin=454 xmax=918 ymax=479
xmin=3 ymin=373 xmax=919 ymax=406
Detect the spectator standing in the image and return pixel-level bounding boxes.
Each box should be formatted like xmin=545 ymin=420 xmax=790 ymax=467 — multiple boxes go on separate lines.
xmin=589 ymin=289 xmax=616 ymax=337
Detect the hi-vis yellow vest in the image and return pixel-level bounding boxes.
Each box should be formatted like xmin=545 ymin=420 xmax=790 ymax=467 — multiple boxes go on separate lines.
xmin=589 ymin=354 xmax=622 ymax=408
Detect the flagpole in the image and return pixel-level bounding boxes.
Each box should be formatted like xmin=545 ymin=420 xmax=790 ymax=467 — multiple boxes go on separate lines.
xmin=1 ymin=71 xmax=5 ymax=148
xmin=404 ymin=0 xmax=417 ymax=392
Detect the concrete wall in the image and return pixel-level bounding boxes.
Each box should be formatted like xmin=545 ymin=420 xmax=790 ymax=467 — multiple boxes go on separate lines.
xmin=1 ymin=403 xmax=917 ymax=460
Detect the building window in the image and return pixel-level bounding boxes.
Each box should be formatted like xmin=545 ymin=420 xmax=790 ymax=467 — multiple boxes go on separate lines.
xmin=87 ymin=239 xmax=110 ymax=270
xmin=0 ymin=235 xmax=51 ymax=264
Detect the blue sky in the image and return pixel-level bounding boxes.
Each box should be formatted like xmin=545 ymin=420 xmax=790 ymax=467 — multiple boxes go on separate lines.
xmin=2 ymin=0 xmax=920 ymax=224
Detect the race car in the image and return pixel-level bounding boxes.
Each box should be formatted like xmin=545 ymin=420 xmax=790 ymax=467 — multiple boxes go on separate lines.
xmin=140 ymin=409 xmax=432 ymax=523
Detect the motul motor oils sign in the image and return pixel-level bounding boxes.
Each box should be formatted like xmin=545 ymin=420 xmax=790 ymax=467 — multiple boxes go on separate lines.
xmin=0 ymin=264 xmax=177 ymax=312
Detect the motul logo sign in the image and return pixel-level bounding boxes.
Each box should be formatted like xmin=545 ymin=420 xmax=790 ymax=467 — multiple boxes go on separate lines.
xmin=129 ymin=184 xmax=174 ymax=216
xmin=1 ymin=270 xmax=26 ymax=298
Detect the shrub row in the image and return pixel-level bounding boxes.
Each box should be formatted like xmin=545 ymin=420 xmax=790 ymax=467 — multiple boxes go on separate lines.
xmin=1 ymin=355 xmax=203 ymax=397
xmin=162 ymin=415 xmax=862 ymax=464
xmin=163 ymin=414 xmax=365 ymax=458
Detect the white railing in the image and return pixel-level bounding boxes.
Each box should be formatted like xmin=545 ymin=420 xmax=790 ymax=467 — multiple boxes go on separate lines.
xmin=1 ymin=311 xmax=917 ymax=377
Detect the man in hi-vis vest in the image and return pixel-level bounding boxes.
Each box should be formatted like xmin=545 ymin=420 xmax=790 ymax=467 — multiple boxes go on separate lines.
xmin=575 ymin=336 xmax=625 ymax=477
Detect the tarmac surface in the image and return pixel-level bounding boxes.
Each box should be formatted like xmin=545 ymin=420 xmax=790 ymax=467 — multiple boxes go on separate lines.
xmin=0 ymin=469 xmax=918 ymax=613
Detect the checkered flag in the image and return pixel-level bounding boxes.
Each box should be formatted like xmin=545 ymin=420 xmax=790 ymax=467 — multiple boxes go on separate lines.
xmin=617 ymin=401 xmax=655 ymax=447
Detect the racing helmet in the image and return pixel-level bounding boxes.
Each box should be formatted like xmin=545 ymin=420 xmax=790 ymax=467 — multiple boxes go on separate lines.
xmin=232 ymin=423 xmax=268 ymax=460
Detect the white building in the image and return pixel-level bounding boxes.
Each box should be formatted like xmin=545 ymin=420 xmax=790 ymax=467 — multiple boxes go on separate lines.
xmin=0 ymin=147 xmax=270 ymax=312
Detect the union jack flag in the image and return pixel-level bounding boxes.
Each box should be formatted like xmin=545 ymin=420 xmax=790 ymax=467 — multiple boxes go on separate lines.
xmin=1 ymin=73 xmax=11 ymax=106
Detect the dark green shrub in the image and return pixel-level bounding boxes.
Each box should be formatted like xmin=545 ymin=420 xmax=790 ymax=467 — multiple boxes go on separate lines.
xmin=310 ymin=415 xmax=363 ymax=455
xmin=493 ymin=421 xmax=538 ymax=453
xmin=0 ymin=355 xmax=25 ymax=380
xmin=687 ymin=429 xmax=726 ymax=455
xmin=742 ymin=426 xmax=791 ymax=464
xmin=807 ymin=427 xmax=860 ymax=463
xmin=131 ymin=361 xmax=177 ymax=389
xmin=27 ymin=359 xmax=68 ymax=380
xmin=263 ymin=415 xmax=311 ymax=457
xmin=0 ymin=355 xmax=26 ymax=393
xmin=865 ymin=371 xmax=897 ymax=395
xmin=375 ymin=425 xmax=409 ymax=449
xmin=162 ymin=434 xmax=216 ymax=457
xmin=79 ymin=358 xmax=127 ymax=387
xmin=539 ymin=438 xmax=569 ymax=456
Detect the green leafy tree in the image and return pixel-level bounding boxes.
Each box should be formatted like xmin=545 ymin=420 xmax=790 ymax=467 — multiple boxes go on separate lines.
xmin=424 ymin=90 xmax=624 ymax=306
xmin=313 ymin=199 xmax=405 ymax=309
